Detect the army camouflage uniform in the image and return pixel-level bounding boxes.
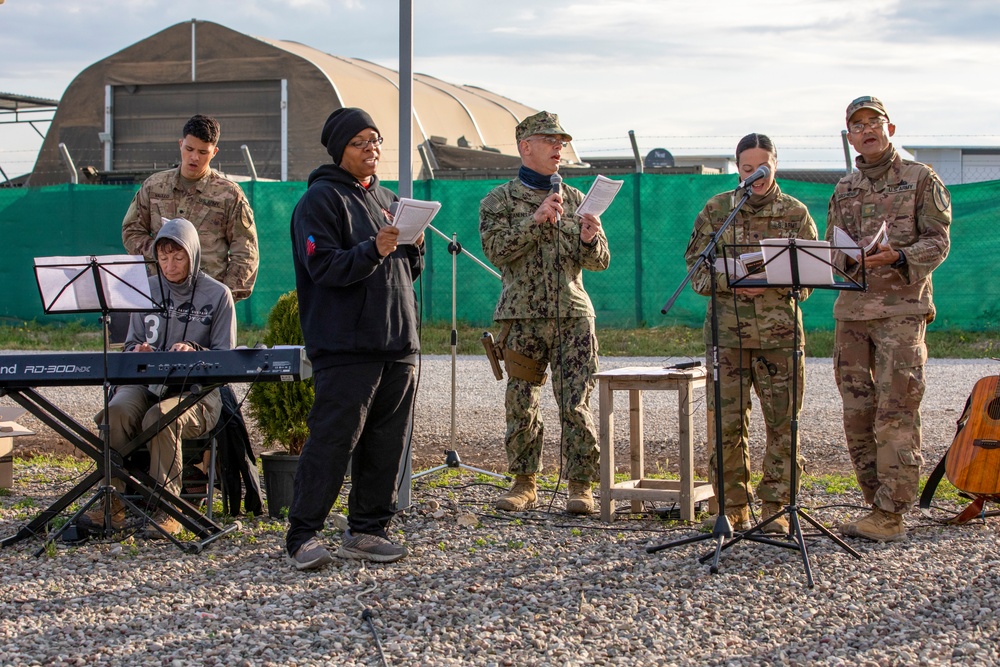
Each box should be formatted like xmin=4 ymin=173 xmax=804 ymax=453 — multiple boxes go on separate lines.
xmin=825 ymin=146 xmax=951 ymax=514
xmin=122 ymin=168 xmax=259 ymax=301
xmin=684 ymin=188 xmax=817 ymax=506
xmin=480 ymin=179 xmax=610 ymax=481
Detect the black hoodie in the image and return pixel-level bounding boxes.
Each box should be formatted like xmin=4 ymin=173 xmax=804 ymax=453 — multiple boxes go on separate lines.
xmin=290 ymin=164 xmax=424 ymax=372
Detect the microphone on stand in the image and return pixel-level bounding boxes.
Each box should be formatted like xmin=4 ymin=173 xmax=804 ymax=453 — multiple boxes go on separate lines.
xmin=738 ymin=164 xmax=770 ymax=190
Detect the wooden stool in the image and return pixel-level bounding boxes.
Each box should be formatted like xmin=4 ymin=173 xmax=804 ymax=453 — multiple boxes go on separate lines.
xmin=595 ymin=366 xmax=715 ymax=522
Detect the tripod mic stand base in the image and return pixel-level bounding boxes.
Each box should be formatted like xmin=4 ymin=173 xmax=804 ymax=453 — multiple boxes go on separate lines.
xmin=413 ymin=450 xmax=510 ymax=482
xmin=701 ymin=503 xmax=863 ymax=588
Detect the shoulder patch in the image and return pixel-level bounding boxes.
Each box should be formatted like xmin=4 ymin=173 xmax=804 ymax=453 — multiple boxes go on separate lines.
xmin=836 ymin=189 xmax=859 ymax=201
xmin=933 ymin=181 xmax=951 ymax=212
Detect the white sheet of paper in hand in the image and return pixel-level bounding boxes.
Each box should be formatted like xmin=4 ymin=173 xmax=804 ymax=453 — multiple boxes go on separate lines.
xmin=577 ymin=175 xmax=624 ymax=218
xmin=832 ymin=226 xmax=862 ymax=262
xmin=392 ymin=198 xmax=441 ymax=244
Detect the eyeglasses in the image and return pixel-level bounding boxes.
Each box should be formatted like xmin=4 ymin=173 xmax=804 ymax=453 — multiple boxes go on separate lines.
xmin=349 ymin=137 xmax=384 ymax=149
xmin=848 ymin=117 xmax=888 ymax=134
xmin=530 ymin=136 xmax=569 ymax=148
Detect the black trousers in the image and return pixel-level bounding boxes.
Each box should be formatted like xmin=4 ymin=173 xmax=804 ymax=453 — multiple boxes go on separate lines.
xmin=285 ymin=361 xmax=416 ymax=555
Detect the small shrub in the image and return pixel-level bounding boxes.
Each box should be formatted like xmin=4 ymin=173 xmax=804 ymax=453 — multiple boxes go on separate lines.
xmin=247 ymin=291 xmax=313 ymax=455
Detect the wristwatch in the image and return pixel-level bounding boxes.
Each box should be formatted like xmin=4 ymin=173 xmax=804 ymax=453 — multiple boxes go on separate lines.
xmin=891 ymin=250 xmax=907 ymax=269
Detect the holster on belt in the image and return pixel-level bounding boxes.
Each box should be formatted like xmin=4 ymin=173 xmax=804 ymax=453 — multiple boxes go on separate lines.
xmin=482 ymin=322 xmax=548 ymax=386
xmin=503 ymin=349 xmax=548 ymax=386
xmin=481 ymin=331 xmax=505 ymax=381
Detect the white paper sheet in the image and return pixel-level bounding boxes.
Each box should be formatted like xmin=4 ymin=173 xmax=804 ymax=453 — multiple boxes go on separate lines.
xmin=392 ymin=198 xmax=441 ymax=244
xmin=759 ymin=239 xmax=836 ymax=287
xmin=34 ymin=255 xmax=155 ymax=312
xmin=577 ymin=174 xmax=624 ymax=218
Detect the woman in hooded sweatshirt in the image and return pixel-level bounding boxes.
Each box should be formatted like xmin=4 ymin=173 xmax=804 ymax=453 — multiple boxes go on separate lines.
xmin=81 ymin=216 xmax=236 ymax=538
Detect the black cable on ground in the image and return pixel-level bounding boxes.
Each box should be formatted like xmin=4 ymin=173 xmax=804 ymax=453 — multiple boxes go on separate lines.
xmin=354 ymin=561 xmax=390 ymax=667
xmin=361 ymin=607 xmax=389 ymax=667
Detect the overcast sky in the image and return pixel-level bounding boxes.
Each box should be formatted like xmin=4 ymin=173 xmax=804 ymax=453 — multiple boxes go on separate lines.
xmin=2 ymin=0 xmax=1000 ymax=176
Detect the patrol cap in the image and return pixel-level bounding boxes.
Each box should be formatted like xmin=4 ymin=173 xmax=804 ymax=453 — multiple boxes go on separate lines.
xmin=846 ymin=96 xmax=890 ymax=123
xmin=515 ymin=111 xmax=572 ymax=142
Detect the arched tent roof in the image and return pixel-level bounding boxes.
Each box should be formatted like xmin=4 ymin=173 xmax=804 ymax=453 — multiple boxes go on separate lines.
xmin=29 ymin=19 xmax=580 ymax=186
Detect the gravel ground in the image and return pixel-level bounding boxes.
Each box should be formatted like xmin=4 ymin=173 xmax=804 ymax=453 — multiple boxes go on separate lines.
xmin=2 ymin=355 xmax=1000 ymax=666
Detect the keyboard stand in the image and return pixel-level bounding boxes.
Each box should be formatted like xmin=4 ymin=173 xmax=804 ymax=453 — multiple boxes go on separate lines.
xmin=0 ymin=385 xmax=235 ymax=554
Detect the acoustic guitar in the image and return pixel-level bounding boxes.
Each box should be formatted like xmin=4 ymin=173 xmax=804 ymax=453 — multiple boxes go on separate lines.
xmin=945 ymin=375 xmax=1000 ymax=496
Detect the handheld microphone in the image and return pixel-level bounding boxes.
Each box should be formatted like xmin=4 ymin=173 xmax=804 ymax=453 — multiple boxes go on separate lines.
xmin=388 ymin=201 xmax=399 ymax=220
xmin=738 ymin=164 xmax=770 ymax=189
xmin=549 ymin=173 xmax=563 ymax=223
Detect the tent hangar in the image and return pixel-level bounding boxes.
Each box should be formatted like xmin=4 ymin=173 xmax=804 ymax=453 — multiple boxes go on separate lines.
xmin=29 ymin=19 xmax=582 ymax=186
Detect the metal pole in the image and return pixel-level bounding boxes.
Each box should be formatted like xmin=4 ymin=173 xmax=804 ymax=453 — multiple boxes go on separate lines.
xmin=841 ymin=130 xmax=853 ymax=175
xmin=628 ymin=130 xmax=643 ymax=174
xmin=58 ymin=143 xmax=78 ymax=184
xmin=240 ymin=145 xmax=258 ymax=181
xmin=397 ymin=0 xmax=415 ymax=508
xmin=398 ymin=0 xmax=414 ymax=198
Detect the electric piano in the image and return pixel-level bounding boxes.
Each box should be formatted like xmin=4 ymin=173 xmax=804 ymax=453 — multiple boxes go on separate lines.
xmin=0 ymin=346 xmax=311 ymax=388
xmin=0 ymin=346 xmax=311 ymax=552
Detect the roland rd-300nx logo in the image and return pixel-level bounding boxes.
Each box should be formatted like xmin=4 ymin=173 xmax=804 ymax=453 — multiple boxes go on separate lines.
xmin=0 ymin=363 xmax=93 ymax=376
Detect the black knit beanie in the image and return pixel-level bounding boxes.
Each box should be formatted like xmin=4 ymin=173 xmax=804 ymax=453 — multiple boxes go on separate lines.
xmin=321 ymin=107 xmax=380 ymax=164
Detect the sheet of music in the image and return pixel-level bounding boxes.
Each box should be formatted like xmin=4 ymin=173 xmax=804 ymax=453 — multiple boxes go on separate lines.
xmin=34 ymin=255 xmax=154 ymax=312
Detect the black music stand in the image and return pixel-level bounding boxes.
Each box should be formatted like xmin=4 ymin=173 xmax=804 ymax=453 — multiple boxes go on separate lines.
xmin=30 ymin=255 xmax=172 ymax=550
xmin=695 ymin=238 xmax=866 ymax=587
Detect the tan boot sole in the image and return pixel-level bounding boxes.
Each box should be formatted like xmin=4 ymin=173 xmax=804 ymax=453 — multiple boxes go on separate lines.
xmin=496 ymin=498 xmax=537 ymax=512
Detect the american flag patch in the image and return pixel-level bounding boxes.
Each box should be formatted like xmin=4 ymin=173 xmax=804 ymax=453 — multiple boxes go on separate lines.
xmin=306 ymin=235 xmax=316 ymax=256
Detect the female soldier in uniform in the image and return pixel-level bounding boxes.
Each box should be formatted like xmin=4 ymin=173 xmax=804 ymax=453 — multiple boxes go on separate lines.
xmin=684 ymin=133 xmax=818 ymax=534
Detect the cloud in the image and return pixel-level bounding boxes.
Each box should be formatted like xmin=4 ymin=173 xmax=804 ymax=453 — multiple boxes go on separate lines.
xmin=2 ymin=0 xmax=999 ymax=173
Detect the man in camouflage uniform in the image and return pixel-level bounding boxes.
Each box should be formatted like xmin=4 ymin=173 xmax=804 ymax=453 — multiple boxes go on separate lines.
xmin=684 ymin=133 xmax=817 ymax=535
xmin=122 ymin=114 xmax=259 ymax=302
xmin=479 ymin=111 xmax=610 ymax=514
xmin=826 ymin=96 xmax=951 ymax=542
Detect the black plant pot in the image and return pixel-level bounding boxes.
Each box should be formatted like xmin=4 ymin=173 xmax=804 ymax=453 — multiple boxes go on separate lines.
xmin=260 ymin=451 xmax=299 ymax=519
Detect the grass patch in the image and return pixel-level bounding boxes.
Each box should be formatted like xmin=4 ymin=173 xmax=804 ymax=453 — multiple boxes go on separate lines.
xmin=801 ymin=473 xmax=859 ymax=495
xmin=918 ymin=476 xmax=966 ymax=504
xmin=3 ymin=321 xmax=996 ymax=358
xmin=15 ymin=454 xmax=92 ymax=471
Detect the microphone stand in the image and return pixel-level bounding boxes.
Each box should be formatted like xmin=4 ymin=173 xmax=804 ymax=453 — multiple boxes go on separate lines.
xmin=646 ymin=186 xmax=753 ymax=573
xmin=400 ymin=224 xmax=507 ymax=508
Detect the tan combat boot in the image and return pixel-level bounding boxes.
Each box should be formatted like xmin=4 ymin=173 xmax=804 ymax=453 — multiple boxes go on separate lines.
xmin=701 ymin=504 xmax=751 ymax=532
xmin=496 ymin=474 xmax=537 ymax=511
xmin=79 ymin=494 xmax=127 ymax=531
xmin=760 ymin=502 xmax=789 ymax=535
xmin=842 ymin=506 xmax=906 ymax=542
xmin=566 ymin=480 xmax=595 ymax=515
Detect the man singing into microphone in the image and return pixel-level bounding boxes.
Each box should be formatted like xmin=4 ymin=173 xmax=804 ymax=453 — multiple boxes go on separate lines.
xmin=479 ymin=110 xmax=610 ymax=514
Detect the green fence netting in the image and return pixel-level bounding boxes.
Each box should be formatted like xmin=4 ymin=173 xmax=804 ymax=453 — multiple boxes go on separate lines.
xmin=1 ymin=175 xmax=997 ymax=331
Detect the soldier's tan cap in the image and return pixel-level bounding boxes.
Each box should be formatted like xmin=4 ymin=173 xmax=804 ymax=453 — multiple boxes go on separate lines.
xmin=515 ymin=111 xmax=572 ymax=142
xmin=846 ymin=96 xmax=890 ymax=123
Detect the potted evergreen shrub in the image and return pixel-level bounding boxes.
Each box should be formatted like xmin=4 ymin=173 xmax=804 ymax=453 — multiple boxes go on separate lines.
xmin=248 ymin=290 xmax=313 ymax=518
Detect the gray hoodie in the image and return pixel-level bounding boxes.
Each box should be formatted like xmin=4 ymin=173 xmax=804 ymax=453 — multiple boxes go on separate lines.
xmin=124 ymin=217 xmax=236 ymax=352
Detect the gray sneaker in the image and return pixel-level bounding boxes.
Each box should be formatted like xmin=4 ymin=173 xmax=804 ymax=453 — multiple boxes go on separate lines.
xmin=337 ymin=530 xmax=408 ymax=563
xmin=290 ymin=536 xmax=334 ymax=571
